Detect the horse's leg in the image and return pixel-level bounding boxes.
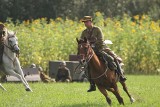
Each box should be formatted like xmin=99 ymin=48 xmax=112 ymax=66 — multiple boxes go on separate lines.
xmin=16 ymin=68 xmax=30 ymax=87
xmin=110 ymin=83 xmax=124 ymax=105
xmin=15 ymin=60 xmax=32 ymax=92
xmin=120 ymin=81 xmax=135 ymax=103
xmin=6 ymin=69 xmax=32 ymax=92
xmin=107 ymin=87 xmax=124 ymax=105
xmin=17 ymin=69 xmax=33 ymax=92
xmin=97 ymin=85 xmax=112 ymax=106
xmin=0 ymin=83 xmax=7 ymax=91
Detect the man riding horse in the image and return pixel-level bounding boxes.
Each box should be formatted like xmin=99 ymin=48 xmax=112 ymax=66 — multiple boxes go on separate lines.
xmin=0 ymin=23 xmax=6 ymax=64
xmin=80 ymin=16 xmax=126 ymax=92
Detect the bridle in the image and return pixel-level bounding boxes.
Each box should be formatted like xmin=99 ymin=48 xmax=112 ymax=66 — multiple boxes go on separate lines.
xmin=78 ymin=42 xmax=108 ymax=80
xmin=78 ymin=43 xmax=94 ymax=65
xmin=3 ymin=35 xmax=19 ymax=65
xmin=3 ymin=35 xmax=19 ymax=54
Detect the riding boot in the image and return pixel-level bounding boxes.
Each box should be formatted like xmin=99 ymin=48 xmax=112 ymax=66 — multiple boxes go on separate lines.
xmin=114 ymin=59 xmax=127 ymax=82
xmin=87 ymin=66 xmax=96 ymax=92
xmin=87 ymin=79 xmax=96 ymax=92
xmin=108 ymin=62 xmax=117 ymax=71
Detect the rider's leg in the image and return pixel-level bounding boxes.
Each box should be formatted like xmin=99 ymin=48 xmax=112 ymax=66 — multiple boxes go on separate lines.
xmin=101 ymin=51 xmax=117 ymax=71
xmin=104 ymin=48 xmax=126 ymax=82
xmin=114 ymin=59 xmax=127 ymax=82
xmin=87 ymin=66 xmax=96 ymax=92
xmin=88 ymin=79 xmax=96 ymax=92
xmin=105 ymin=48 xmax=122 ymax=63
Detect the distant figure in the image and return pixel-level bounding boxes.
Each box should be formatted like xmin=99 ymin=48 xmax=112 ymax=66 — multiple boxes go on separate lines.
xmin=24 ymin=63 xmax=36 ymax=77
xmin=0 ymin=75 xmax=7 ymax=83
xmin=39 ymin=66 xmax=55 ymax=83
xmin=30 ymin=63 xmax=36 ymax=68
xmin=56 ymin=61 xmax=72 ymax=82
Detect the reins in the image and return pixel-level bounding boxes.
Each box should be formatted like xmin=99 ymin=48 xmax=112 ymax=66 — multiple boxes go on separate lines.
xmin=84 ymin=66 xmax=108 ymax=80
xmin=3 ymin=43 xmax=13 ymax=50
xmin=3 ymin=35 xmax=18 ymax=66
xmin=79 ymin=43 xmax=108 ymax=80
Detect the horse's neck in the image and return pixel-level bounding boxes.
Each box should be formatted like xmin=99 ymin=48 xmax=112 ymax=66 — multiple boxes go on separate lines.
xmin=3 ymin=36 xmax=16 ymax=58
xmin=89 ymin=54 xmax=100 ymax=67
xmin=89 ymin=49 xmax=104 ymax=70
xmin=4 ymin=46 xmax=15 ymax=57
xmin=89 ymin=54 xmax=107 ymax=75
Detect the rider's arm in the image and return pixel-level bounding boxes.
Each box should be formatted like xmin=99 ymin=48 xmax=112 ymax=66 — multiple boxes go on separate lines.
xmin=94 ymin=27 xmax=104 ymax=50
xmin=80 ymin=30 xmax=86 ymax=40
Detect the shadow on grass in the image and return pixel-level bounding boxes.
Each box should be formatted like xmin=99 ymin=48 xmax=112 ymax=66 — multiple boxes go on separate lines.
xmin=58 ymin=101 xmax=137 ymax=107
xmin=58 ymin=102 xmax=108 ymax=107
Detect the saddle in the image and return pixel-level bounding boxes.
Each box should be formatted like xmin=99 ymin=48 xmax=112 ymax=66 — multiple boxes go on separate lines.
xmin=95 ymin=50 xmax=117 ymax=71
xmin=103 ymin=48 xmax=122 ymax=63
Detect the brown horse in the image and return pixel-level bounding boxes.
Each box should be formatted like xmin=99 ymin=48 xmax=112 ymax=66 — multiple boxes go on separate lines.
xmin=76 ymin=37 xmax=135 ymax=106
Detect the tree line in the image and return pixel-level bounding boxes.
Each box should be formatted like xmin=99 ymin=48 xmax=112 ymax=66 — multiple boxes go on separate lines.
xmin=0 ymin=0 xmax=160 ymax=22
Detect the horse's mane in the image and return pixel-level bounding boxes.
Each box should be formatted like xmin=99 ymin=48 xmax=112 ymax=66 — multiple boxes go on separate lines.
xmin=7 ymin=30 xmax=15 ymax=37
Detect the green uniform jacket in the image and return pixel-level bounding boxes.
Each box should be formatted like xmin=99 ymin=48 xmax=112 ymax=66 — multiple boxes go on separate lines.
xmin=56 ymin=67 xmax=71 ymax=81
xmin=80 ymin=26 xmax=106 ymax=50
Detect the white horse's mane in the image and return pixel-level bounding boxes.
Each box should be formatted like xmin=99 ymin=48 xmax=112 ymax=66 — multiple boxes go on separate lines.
xmin=7 ymin=30 xmax=16 ymax=37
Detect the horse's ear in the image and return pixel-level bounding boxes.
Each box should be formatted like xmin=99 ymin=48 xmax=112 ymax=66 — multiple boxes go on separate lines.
xmin=76 ymin=38 xmax=79 ymax=43
xmin=84 ymin=37 xmax=87 ymax=43
xmin=14 ymin=31 xmax=17 ymax=35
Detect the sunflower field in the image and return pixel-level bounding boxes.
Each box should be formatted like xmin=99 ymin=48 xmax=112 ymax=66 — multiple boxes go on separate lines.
xmin=3 ymin=12 xmax=160 ymax=74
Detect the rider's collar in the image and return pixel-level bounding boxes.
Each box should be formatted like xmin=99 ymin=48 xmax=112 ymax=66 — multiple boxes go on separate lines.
xmin=87 ymin=26 xmax=94 ymax=31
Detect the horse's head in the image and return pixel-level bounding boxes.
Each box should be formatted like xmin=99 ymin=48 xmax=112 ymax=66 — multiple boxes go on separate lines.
xmin=6 ymin=31 xmax=20 ymax=54
xmin=76 ymin=37 xmax=94 ymax=64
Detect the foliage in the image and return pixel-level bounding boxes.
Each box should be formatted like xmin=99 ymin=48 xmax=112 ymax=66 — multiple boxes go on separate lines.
xmin=0 ymin=0 xmax=160 ymax=22
xmin=0 ymin=75 xmax=160 ymax=107
xmin=2 ymin=12 xmax=160 ymax=74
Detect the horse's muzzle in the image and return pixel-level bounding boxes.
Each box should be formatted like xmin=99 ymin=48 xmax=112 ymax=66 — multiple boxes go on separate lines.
xmin=77 ymin=54 xmax=86 ymax=65
xmin=14 ymin=45 xmax=20 ymax=54
xmin=80 ymin=59 xmax=86 ymax=65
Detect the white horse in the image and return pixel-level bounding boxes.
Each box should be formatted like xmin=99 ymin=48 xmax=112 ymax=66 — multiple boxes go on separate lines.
xmin=0 ymin=31 xmax=32 ymax=92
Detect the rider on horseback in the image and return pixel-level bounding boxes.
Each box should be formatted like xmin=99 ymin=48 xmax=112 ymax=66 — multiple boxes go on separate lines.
xmin=80 ymin=16 xmax=126 ymax=92
xmin=0 ymin=23 xmax=6 ymax=64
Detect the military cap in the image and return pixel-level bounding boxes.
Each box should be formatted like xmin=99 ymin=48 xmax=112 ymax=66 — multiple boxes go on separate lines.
xmin=81 ymin=16 xmax=92 ymax=22
xmin=60 ymin=61 xmax=66 ymax=66
xmin=30 ymin=63 xmax=36 ymax=68
xmin=38 ymin=67 xmax=43 ymax=72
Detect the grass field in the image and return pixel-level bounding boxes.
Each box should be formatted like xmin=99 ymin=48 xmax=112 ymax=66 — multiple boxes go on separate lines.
xmin=0 ymin=75 xmax=160 ymax=107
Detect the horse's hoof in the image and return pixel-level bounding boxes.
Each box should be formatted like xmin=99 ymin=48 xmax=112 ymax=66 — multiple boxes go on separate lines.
xmin=130 ymin=97 xmax=135 ymax=103
xmin=25 ymin=88 xmax=33 ymax=92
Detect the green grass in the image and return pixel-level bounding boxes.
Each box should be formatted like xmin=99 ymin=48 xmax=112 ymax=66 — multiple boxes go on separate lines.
xmin=0 ymin=75 xmax=160 ymax=107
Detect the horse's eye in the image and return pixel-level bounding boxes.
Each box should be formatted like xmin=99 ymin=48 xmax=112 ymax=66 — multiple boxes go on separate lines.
xmin=2 ymin=31 xmax=5 ymax=35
